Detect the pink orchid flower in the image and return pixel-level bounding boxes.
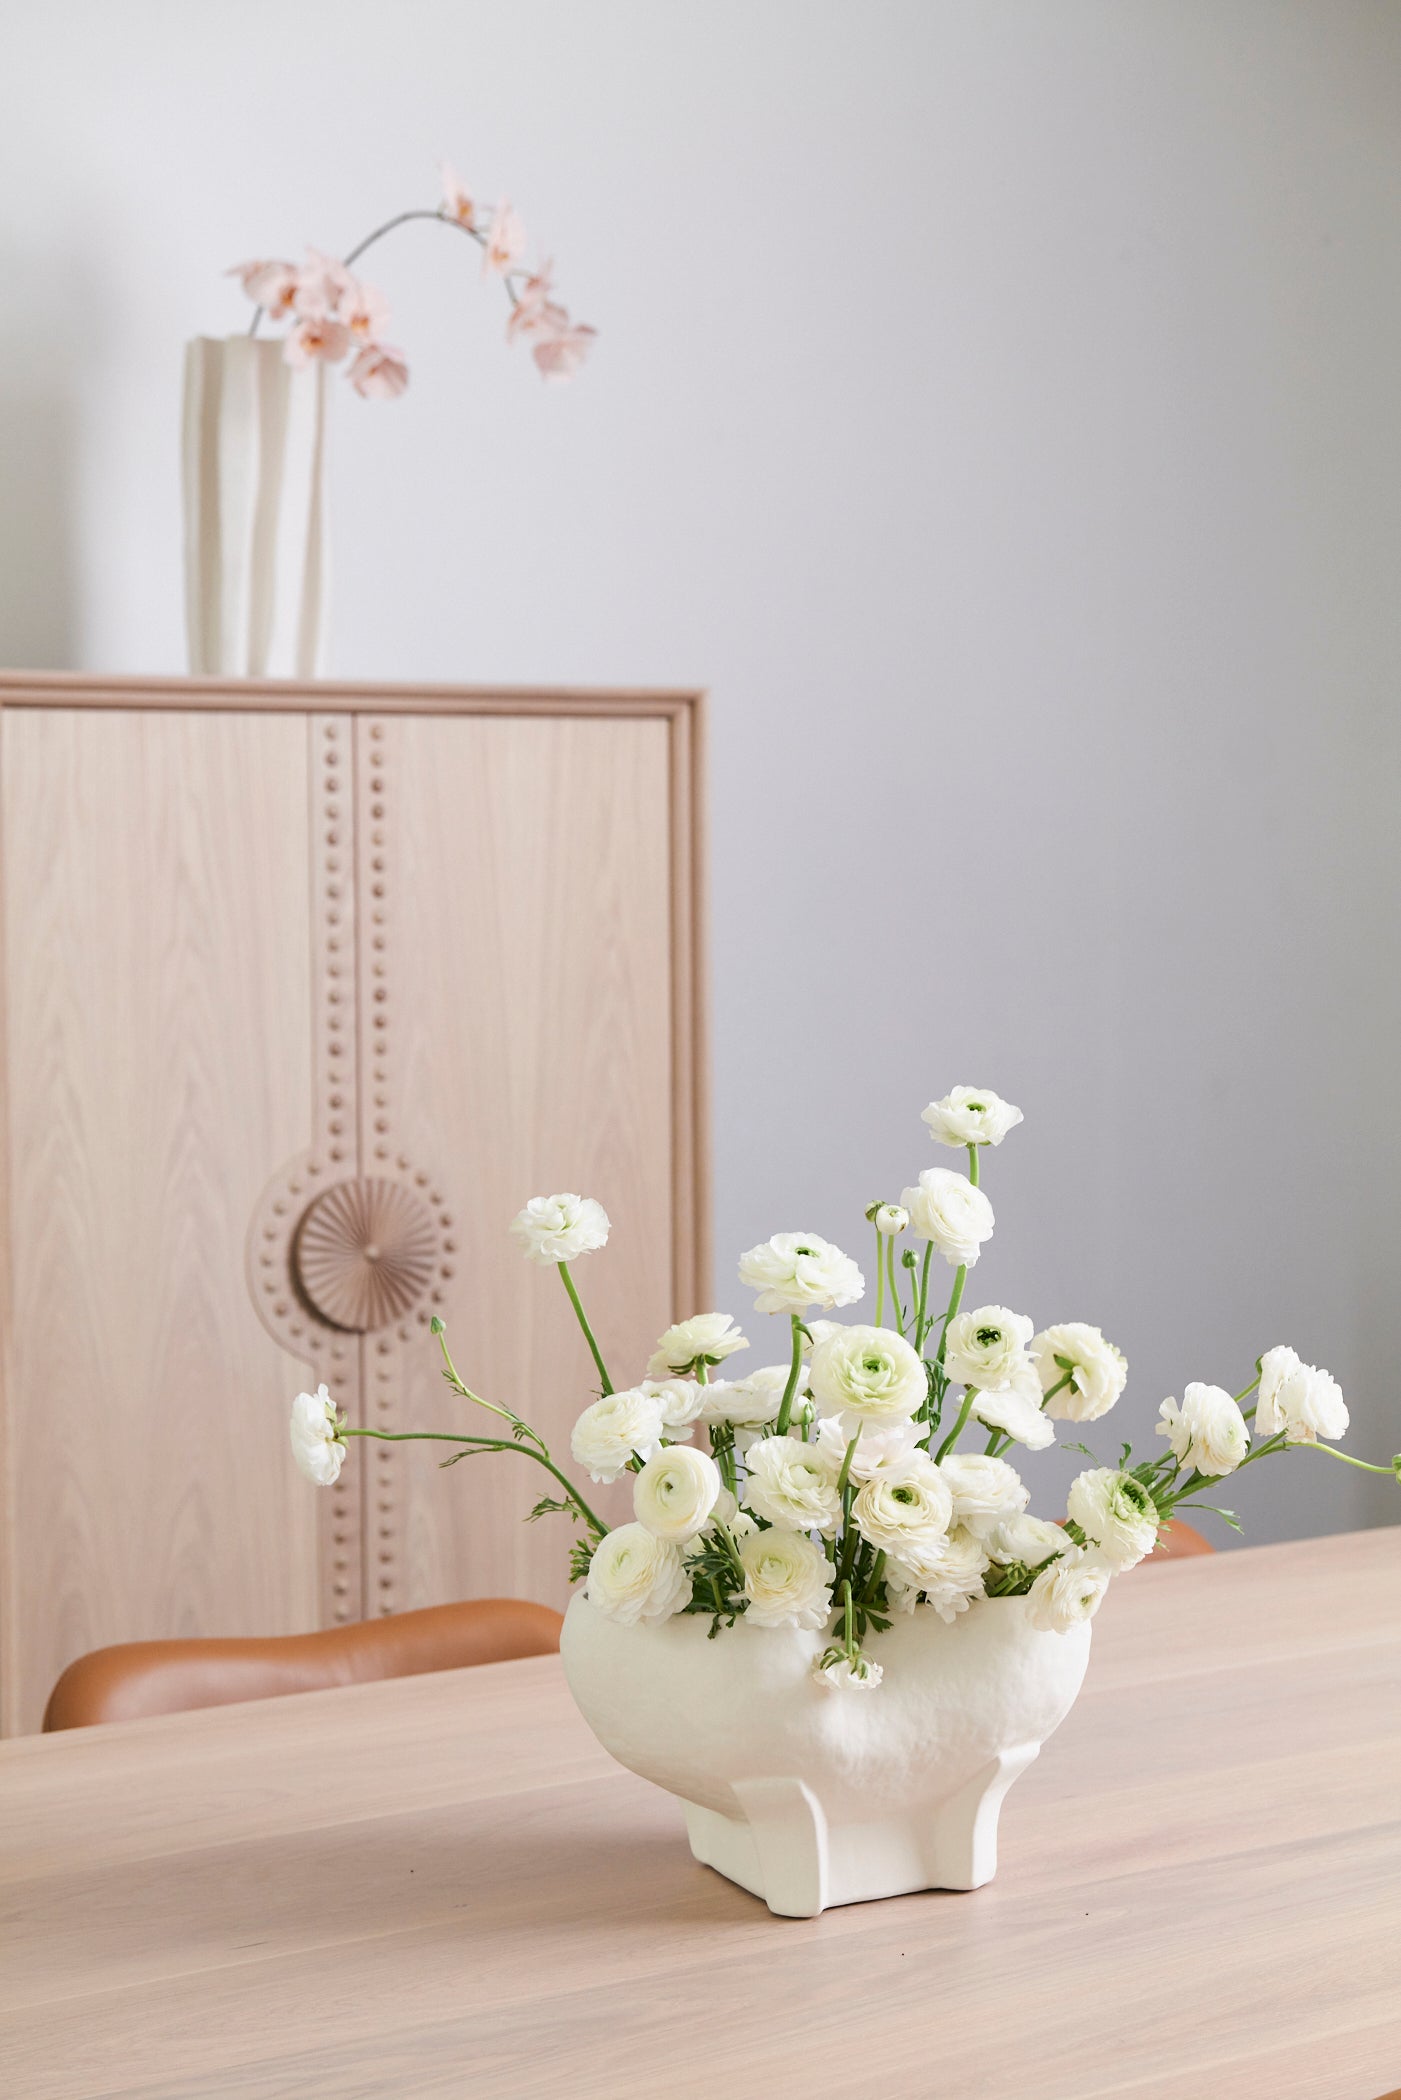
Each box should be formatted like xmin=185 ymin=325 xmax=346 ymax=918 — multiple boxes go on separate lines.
xmin=284 ymin=315 xmax=352 ymax=368
xmin=505 ymin=262 xmax=557 ymax=342
xmin=440 ymin=160 xmax=477 ymax=230
xmin=483 ymin=200 xmax=527 ymax=277
xmin=347 ymin=342 xmax=410 ymax=400
xmin=531 ymin=319 xmax=597 ymax=382
xmin=341 ymin=276 xmax=391 ymax=342
xmin=227 ymin=259 xmax=299 ymax=316
xmin=294 ymin=248 xmax=353 ymax=319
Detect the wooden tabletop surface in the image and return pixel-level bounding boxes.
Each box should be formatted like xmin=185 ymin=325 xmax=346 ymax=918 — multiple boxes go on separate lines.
xmin=3 ymin=1528 xmax=1400 ymax=2100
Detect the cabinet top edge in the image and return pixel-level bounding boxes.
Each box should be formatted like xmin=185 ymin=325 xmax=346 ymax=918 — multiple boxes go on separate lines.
xmin=0 ymin=672 xmax=707 ymax=719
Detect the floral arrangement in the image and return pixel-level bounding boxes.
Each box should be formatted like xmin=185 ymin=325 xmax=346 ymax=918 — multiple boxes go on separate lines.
xmin=229 ymin=161 xmax=595 ymax=400
xmin=290 ymin=1086 xmax=1397 ymax=1689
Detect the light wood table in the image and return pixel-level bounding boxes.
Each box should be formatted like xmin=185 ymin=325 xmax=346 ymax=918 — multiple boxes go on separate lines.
xmin=3 ymin=1530 xmax=1400 ymax=2100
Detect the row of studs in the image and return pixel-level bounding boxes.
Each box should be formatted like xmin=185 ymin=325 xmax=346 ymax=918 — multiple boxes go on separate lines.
xmin=321 ymin=715 xmax=361 ymax=1620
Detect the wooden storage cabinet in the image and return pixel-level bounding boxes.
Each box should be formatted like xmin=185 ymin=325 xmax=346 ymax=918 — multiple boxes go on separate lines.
xmin=0 ymin=676 xmax=707 ymax=1736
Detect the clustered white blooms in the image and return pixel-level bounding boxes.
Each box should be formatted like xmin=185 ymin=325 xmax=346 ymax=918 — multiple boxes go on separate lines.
xmin=293 ymin=1092 xmax=1388 ymax=1690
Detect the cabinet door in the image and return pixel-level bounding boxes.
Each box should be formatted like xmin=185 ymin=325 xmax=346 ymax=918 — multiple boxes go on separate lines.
xmin=0 ymin=707 xmax=322 ymax=1734
xmin=358 ymin=712 xmax=680 ymax=1612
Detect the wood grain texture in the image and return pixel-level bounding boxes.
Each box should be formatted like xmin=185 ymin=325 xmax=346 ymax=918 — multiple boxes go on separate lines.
xmin=1 ymin=1530 xmax=1398 ymax=2100
xmin=0 ymin=678 xmax=707 ymax=1717
xmin=0 ymin=709 xmax=322 ymax=1736
xmin=366 ymin=713 xmax=679 ymax=1614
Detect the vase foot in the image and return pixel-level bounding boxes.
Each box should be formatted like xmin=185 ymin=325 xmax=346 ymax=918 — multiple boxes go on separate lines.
xmin=682 ymin=1743 xmax=1043 ymax=1916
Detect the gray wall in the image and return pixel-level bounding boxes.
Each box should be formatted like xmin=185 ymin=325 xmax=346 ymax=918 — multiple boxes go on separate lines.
xmin=3 ymin=0 xmax=1399 ymax=1542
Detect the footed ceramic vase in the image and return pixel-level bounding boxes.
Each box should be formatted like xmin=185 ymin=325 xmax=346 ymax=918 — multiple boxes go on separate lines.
xmin=560 ymin=1593 xmax=1091 ymax=1918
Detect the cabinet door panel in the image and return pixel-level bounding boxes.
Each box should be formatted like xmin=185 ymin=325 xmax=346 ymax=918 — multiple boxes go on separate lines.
xmin=0 ymin=708 xmax=319 ymax=1733
xmin=362 ymin=714 xmax=676 ymax=1612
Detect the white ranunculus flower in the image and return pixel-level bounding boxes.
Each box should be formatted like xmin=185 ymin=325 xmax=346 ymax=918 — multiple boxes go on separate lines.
xmin=742 ymin=1434 xmax=843 ymax=1533
xmin=921 ymin=1086 xmax=1024 ymax=1150
xmin=939 ymin=1452 xmax=1029 ymax=1538
xmin=290 ymin=1384 xmax=345 ymax=1486
xmin=869 ymin=1203 xmax=909 ymax=1236
xmin=701 ymin=1363 xmax=805 ymax=1426
xmin=921 ymin=1525 xmax=992 ymax=1624
xmin=740 ymin=1528 xmax=835 ymax=1630
xmin=852 ymin=1455 xmax=955 ymax=1569
xmin=633 ymin=1446 xmax=722 ymax=1541
xmin=813 ymin=1649 xmax=884 ymax=1690
xmin=1066 ymin=1467 xmax=1160 ymax=1571
xmin=808 ymin=1323 xmax=927 ymax=1429
xmin=943 ymin=1305 xmax=1035 ymax=1390
xmin=1032 ymin=1323 xmax=1128 ymax=1422
xmin=1157 ymin=1383 xmax=1250 ymax=1476
xmin=646 ymin=1312 xmax=748 ymax=1376
xmin=813 ymin=1416 xmax=924 ymax=1480
xmin=1027 ymin=1546 xmax=1113 ymax=1634
xmin=971 ymin=1360 xmax=1056 ymax=1450
xmin=900 ymin=1169 xmax=995 ymax=1270
xmin=570 ymin=1387 xmax=667 ymax=1484
xmin=586 ymin=1523 xmax=692 ymax=1625
xmin=738 ymin=1232 xmax=865 ymax=1315
xmin=509 ymin=1192 xmax=610 ymax=1265
xmin=985 ymin=1513 xmax=1067 ymax=1568
xmin=638 ymin=1377 xmax=705 ymax=1431
xmin=1255 ymin=1345 xmax=1349 ymax=1444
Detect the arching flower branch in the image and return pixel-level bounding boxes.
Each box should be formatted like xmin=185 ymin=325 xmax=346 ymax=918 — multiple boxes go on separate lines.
xmin=227 ymin=159 xmax=596 ymax=400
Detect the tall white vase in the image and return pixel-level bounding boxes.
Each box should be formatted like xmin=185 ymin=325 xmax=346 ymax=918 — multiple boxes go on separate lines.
xmin=181 ymin=335 xmax=330 ymax=679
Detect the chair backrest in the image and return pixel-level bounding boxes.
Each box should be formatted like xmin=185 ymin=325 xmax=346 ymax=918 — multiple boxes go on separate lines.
xmin=42 ymin=1597 xmax=563 ymax=1731
xmin=1153 ymin=1518 xmax=1213 ymax=1559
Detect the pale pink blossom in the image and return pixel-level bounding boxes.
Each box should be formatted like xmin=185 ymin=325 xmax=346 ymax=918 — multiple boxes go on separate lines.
xmin=532 ymin=320 xmax=597 ymax=381
xmin=441 ymin=160 xmax=478 ymax=230
xmin=341 ymin=275 xmax=391 ymax=342
xmin=284 ymin=315 xmax=352 ymax=368
xmin=294 ymin=247 xmax=353 ymax=319
xmin=505 ymin=262 xmax=559 ymax=342
xmin=347 ymin=342 xmax=409 ymax=399
xmin=483 ymin=200 xmax=527 ymax=276
xmin=227 ymin=259 xmax=299 ymax=316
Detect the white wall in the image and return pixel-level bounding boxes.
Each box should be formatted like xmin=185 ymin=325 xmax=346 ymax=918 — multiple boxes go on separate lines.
xmin=3 ymin=0 xmax=1399 ymax=1543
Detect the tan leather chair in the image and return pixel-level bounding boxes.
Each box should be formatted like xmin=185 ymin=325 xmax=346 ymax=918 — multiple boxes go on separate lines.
xmin=42 ymin=1597 xmax=563 ymax=1732
xmin=1152 ymin=1518 xmax=1213 ymax=1559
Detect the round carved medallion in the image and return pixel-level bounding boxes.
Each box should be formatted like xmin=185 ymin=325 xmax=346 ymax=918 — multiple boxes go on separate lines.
xmin=295 ymin=1177 xmax=439 ymax=1332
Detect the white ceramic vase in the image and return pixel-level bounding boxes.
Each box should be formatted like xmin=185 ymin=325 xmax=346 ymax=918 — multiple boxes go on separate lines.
xmin=560 ymin=1593 xmax=1091 ymax=1918
xmin=181 ymin=335 xmax=330 ymax=679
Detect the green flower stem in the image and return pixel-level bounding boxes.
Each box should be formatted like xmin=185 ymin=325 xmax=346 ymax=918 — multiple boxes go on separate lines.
xmin=933 ymin=1382 xmax=977 ymax=1463
xmin=1040 ymin=1370 xmax=1073 ymax=1409
xmin=774 ymin=1315 xmax=805 ymax=1436
xmin=874 ymin=1224 xmax=886 ymax=1327
xmin=886 ymin=1236 xmax=906 ymax=1334
xmin=435 ymin=1328 xmax=535 ymax=1439
xmin=842 ymin=1580 xmax=855 ymax=1658
xmin=1232 ymin=1375 xmax=1261 ymax=1406
xmin=1295 ymin=1442 xmax=1400 ymax=1477
xmin=863 ymin=1548 xmax=887 ymax=1603
xmin=914 ymin=1242 xmax=934 ymax=1350
xmin=341 ymin=1426 xmax=608 ymax=1538
xmin=558 ymin=1261 xmax=613 ymax=1395
xmin=928 ymin=1146 xmax=980 ymax=1381
xmin=836 ymin=1430 xmax=862 ymax=1496
xmin=933 ymin=1264 xmax=966 ymax=1377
